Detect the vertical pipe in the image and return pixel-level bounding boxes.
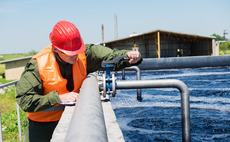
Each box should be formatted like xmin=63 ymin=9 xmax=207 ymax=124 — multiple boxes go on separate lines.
xmin=0 ymin=109 xmax=3 ymax=142
xmin=122 ymin=66 xmax=142 ymax=101
xmin=102 ymin=24 xmax=104 ymax=42
xmin=122 ymin=70 xmax=125 ymax=80
xmin=65 ymin=74 xmax=108 ymax=142
xmin=114 ymin=14 xmax=118 ymax=39
xmin=15 ymin=84 xmax=22 ymax=141
xmin=106 ymin=68 xmax=111 ymax=78
xmin=115 ymin=79 xmax=191 ymax=142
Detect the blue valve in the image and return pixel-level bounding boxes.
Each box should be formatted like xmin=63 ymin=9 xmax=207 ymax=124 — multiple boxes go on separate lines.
xmin=101 ymin=64 xmax=114 ymax=95
xmin=101 ymin=55 xmax=129 ymax=96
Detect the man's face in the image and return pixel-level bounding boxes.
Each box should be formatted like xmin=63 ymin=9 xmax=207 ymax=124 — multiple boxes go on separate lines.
xmin=53 ymin=47 xmax=78 ymax=64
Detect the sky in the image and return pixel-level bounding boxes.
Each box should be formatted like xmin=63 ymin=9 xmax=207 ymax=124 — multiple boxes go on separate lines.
xmin=0 ymin=0 xmax=230 ymax=54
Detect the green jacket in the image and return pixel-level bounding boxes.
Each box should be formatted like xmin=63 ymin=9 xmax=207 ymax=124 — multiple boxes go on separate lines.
xmin=16 ymin=44 xmax=142 ymax=113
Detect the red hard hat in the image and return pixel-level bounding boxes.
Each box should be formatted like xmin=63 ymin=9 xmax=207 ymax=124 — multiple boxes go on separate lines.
xmin=49 ymin=21 xmax=85 ymax=56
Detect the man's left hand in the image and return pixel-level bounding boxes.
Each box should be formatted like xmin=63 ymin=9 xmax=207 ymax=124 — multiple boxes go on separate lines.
xmin=127 ymin=51 xmax=141 ymax=64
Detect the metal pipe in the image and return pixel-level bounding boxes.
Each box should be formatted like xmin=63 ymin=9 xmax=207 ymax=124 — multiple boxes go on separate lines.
xmin=0 ymin=80 xmax=18 ymax=88
xmin=122 ymin=66 xmax=141 ymax=80
xmin=0 ymin=80 xmax=22 ymax=141
xmin=122 ymin=70 xmax=125 ymax=80
xmin=65 ymin=74 xmax=108 ymax=142
xmin=116 ymin=79 xmax=191 ymax=142
xmin=122 ymin=66 xmax=142 ymax=101
xmin=15 ymin=84 xmax=22 ymax=141
xmin=0 ymin=110 xmax=2 ymax=142
xmin=138 ymin=55 xmax=230 ymax=70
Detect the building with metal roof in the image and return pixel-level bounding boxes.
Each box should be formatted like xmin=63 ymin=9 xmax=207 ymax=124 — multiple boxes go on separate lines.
xmin=102 ymin=30 xmax=216 ymax=58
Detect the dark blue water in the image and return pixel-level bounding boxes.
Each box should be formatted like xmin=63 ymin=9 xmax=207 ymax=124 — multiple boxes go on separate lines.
xmin=110 ymin=66 xmax=230 ymax=142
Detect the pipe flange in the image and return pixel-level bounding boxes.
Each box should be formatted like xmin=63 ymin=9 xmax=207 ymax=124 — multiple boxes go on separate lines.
xmin=112 ymin=73 xmax=116 ymax=97
xmin=102 ymin=74 xmax=106 ymax=97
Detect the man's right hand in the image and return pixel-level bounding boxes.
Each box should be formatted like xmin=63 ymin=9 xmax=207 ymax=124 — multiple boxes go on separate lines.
xmin=59 ymin=92 xmax=79 ymax=103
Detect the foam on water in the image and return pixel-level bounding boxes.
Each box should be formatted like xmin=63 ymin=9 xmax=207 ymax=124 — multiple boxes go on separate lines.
xmin=141 ymin=72 xmax=230 ymax=80
xmin=111 ymin=66 xmax=230 ymax=142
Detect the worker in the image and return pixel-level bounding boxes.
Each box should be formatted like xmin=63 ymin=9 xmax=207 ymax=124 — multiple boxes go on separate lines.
xmin=16 ymin=20 xmax=142 ymax=142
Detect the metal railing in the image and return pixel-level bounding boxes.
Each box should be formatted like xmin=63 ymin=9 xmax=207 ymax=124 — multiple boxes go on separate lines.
xmin=0 ymin=80 xmax=22 ymax=141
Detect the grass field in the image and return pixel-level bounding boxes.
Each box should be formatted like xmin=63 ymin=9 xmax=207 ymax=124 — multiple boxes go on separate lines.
xmin=0 ymin=78 xmax=27 ymax=141
xmin=0 ymin=51 xmax=37 ymax=61
xmin=0 ymin=53 xmax=37 ymax=141
xmin=219 ymin=44 xmax=230 ymax=55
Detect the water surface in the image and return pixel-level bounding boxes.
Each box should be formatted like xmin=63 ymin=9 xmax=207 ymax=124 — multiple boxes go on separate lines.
xmin=110 ymin=66 xmax=230 ymax=142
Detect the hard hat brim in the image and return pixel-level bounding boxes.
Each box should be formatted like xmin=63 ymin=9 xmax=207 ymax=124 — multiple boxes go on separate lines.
xmin=52 ymin=37 xmax=85 ymax=56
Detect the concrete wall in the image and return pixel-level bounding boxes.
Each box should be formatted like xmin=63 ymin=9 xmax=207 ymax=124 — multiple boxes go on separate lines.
xmin=1 ymin=57 xmax=32 ymax=80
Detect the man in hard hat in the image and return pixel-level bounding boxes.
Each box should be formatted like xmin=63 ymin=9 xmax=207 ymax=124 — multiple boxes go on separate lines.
xmin=16 ymin=20 xmax=142 ymax=142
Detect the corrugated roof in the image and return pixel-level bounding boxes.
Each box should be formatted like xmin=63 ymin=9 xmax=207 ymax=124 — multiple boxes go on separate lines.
xmin=102 ymin=29 xmax=215 ymax=44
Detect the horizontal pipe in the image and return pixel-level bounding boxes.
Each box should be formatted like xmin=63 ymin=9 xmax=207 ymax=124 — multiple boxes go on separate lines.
xmin=116 ymin=79 xmax=191 ymax=142
xmin=0 ymin=80 xmax=18 ymax=89
xmin=138 ymin=55 xmax=230 ymax=70
xmin=65 ymin=74 xmax=108 ymax=142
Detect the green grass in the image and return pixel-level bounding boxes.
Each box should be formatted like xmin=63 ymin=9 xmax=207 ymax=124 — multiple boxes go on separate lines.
xmin=0 ymin=52 xmax=37 ymax=141
xmin=219 ymin=46 xmax=230 ymax=55
xmin=219 ymin=42 xmax=230 ymax=55
xmin=0 ymin=78 xmax=11 ymax=84
xmin=219 ymin=50 xmax=230 ymax=55
xmin=0 ymin=79 xmax=27 ymax=141
xmin=0 ymin=51 xmax=37 ymax=61
xmin=1 ymin=110 xmax=26 ymax=141
xmin=2 ymin=54 xmax=30 ymax=61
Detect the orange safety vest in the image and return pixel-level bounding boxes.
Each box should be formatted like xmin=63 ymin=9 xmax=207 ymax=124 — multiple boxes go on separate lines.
xmin=27 ymin=45 xmax=87 ymax=122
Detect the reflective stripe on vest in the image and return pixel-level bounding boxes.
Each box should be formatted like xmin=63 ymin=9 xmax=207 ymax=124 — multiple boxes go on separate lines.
xmin=43 ymin=104 xmax=65 ymax=112
xmin=27 ymin=45 xmax=87 ymax=122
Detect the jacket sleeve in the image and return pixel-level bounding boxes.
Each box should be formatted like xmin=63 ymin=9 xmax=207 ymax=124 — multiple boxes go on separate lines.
xmin=16 ymin=60 xmax=61 ymax=112
xmin=85 ymin=44 xmax=142 ymax=74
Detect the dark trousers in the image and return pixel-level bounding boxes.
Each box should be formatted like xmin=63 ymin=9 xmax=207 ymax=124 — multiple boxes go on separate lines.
xmin=24 ymin=118 xmax=59 ymax=142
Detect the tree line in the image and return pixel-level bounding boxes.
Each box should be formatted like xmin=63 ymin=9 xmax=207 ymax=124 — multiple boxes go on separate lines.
xmin=212 ymin=33 xmax=230 ymax=55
